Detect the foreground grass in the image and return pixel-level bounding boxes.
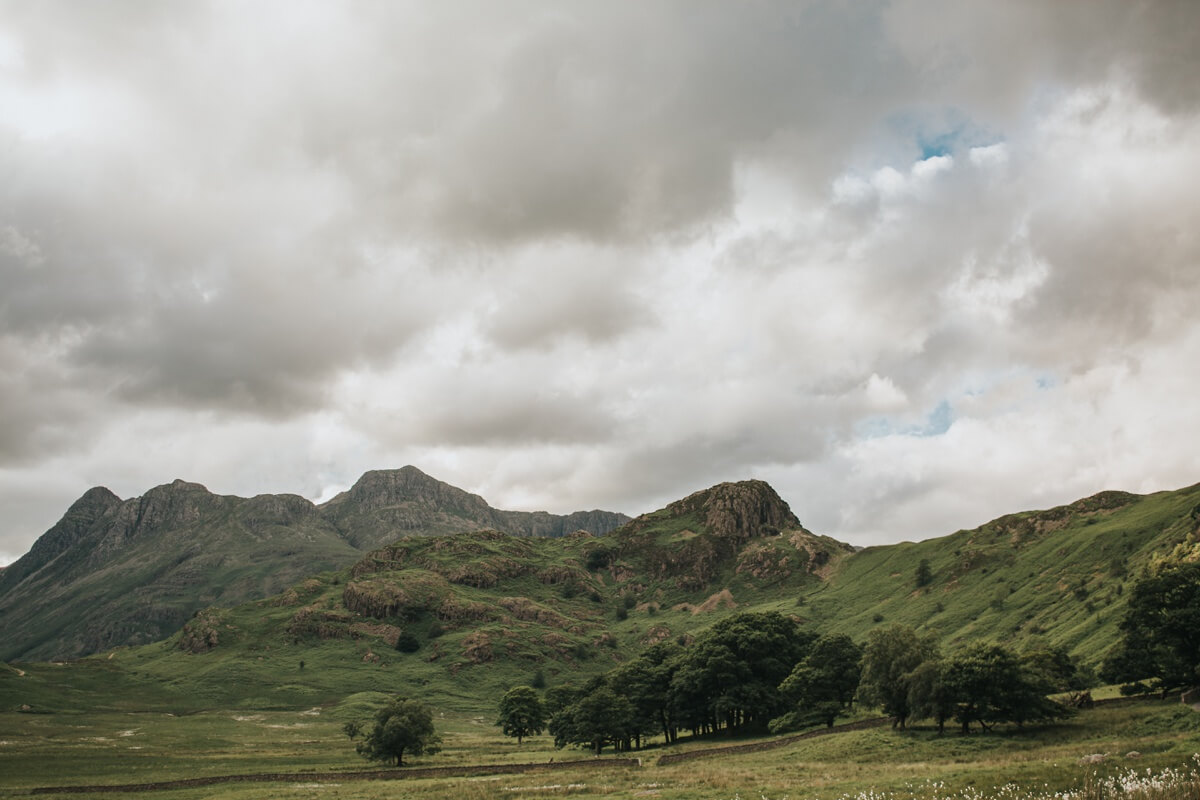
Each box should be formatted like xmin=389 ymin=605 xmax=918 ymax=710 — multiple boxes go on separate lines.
xmin=2 ymin=696 xmax=1197 ymax=799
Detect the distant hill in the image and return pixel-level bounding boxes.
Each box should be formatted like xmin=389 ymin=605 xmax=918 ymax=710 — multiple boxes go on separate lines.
xmin=0 ymin=466 xmax=630 ymax=662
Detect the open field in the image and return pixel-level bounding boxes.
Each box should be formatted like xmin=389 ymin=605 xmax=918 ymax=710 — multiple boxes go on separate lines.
xmin=2 ymin=693 xmax=1197 ymax=799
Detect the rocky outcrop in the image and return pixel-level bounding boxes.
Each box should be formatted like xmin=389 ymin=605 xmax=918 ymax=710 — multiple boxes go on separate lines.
xmin=664 ymin=480 xmax=802 ymax=543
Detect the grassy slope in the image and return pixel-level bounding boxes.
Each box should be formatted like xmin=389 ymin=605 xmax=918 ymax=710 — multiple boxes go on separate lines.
xmin=803 ymin=484 xmax=1200 ymax=664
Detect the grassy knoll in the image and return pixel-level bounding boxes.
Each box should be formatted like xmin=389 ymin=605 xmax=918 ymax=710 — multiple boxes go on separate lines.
xmin=3 ymin=693 xmax=1197 ymax=799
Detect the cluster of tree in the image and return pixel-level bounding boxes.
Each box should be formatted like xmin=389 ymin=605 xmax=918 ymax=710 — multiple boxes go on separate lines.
xmin=860 ymin=624 xmax=1082 ymax=733
xmin=522 ymin=612 xmax=856 ymax=754
xmin=494 ymin=612 xmax=1091 ymax=754
xmin=1102 ymin=561 xmax=1200 ymax=695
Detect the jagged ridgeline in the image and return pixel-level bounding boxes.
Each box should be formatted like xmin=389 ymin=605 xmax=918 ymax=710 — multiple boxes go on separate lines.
xmin=0 ymin=466 xmax=629 ymax=662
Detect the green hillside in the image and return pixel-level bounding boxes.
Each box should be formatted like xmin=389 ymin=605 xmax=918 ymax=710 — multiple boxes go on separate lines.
xmin=803 ymin=484 xmax=1200 ymax=661
xmin=3 ymin=478 xmax=1198 ymax=719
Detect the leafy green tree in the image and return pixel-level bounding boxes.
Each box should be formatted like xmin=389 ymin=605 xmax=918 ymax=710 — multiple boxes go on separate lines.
xmin=550 ymin=686 xmax=635 ymax=755
xmin=915 ymin=559 xmax=933 ymax=588
xmin=496 ymin=686 xmax=546 ymax=745
xmin=355 ymin=696 xmax=442 ymax=766
xmin=1021 ymin=646 xmax=1091 ymax=692
xmin=906 ymin=659 xmax=955 ymax=734
xmin=858 ymin=623 xmax=937 ymax=729
xmin=671 ymin=611 xmax=814 ymax=735
xmin=941 ymin=644 xmax=1069 ymax=733
xmin=1103 ymin=562 xmax=1200 ymax=693
xmin=543 ymin=684 xmax=582 ymax=715
xmin=608 ymin=642 xmax=680 ymax=747
xmin=774 ymin=633 xmax=863 ymax=730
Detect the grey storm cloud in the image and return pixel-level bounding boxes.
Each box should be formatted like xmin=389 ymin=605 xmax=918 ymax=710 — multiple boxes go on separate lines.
xmin=2 ymin=0 xmax=1200 ymax=563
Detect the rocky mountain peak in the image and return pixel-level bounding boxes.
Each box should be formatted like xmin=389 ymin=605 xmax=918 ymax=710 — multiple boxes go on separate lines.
xmin=666 ymin=479 xmax=802 ymax=541
xmin=328 ymin=466 xmax=491 ymax=516
xmin=67 ymin=486 xmax=123 ymax=515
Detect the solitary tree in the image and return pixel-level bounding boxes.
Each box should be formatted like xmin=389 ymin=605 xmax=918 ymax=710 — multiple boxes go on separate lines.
xmin=355 ymin=696 xmax=441 ymax=766
xmin=915 ymin=559 xmax=933 ymax=588
xmin=496 ymin=685 xmax=547 ymax=745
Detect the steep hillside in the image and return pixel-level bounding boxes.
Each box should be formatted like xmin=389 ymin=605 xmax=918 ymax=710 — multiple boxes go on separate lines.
xmin=0 ymin=480 xmax=359 ymax=662
xmin=801 ymin=483 xmax=1200 ymax=660
xmin=0 ymin=466 xmax=629 ymax=662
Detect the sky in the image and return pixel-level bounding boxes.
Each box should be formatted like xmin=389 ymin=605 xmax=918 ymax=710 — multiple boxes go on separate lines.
xmin=2 ymin=1 xmax=1200 ymax=566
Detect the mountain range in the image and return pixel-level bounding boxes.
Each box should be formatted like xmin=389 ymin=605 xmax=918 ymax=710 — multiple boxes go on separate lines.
xmin=2 ymin=465 xmax=1199 ymax=707
xmin=0 ymin=466 xmax=629 ymax=662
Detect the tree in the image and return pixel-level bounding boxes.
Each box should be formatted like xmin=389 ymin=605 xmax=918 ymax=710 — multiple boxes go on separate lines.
xmin=907 ymin=659 xmax=954 ymax=734
xmin=859 ymin=624 xmax=937 ymax=729
xmin=355 ymin=696 xmax=441 ymax=766
xmin=1103 ymin=562 xmax=1200 ymax=693
xmin=395 ymin=632 xmax=420 ymax=653
xmin=550 ymin=687 xmax=634 ymax=755
xmin=670 ymin=611 xmax=814 ymax=735
xmin=608 ymin=642 xmax=682 ymax=747
xmin=496 ymin=686 xmax=547 ymax=745
xmin=915 ymin=559 xmax=933 ymax=588
xmin=1021 ymin=646 xmax=1091 ymax=693
xmin=774 ymin=633 xmax=863 ymax=730
xmin=940 ymin=644 xmax=1069 ymax=733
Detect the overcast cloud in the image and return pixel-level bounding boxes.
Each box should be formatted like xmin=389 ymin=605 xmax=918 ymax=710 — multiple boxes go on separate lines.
xmin=2 ymin=0 xmax=1200 ymax=565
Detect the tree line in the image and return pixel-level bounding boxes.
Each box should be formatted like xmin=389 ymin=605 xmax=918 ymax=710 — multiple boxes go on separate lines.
xmin=495 ymin=611 xmax=1094 ymax=755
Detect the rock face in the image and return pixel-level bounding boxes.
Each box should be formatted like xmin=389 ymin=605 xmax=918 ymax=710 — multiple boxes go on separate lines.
xmin=665 ymin=480 xmax=803 ymax=541
xmin=0 ymin=466 xmax=628 ymax=661
xmin=611 ymin=479 xmax=840 ymax=591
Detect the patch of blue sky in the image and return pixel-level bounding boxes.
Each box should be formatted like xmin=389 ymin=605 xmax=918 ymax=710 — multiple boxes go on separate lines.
xmin=856 ymin=400 xmax=955 ymax=440
xmin=1035 ymin=374 xmax=1057 ymax=390
xmin=884 ymin=107 xmax=1003 ymax=162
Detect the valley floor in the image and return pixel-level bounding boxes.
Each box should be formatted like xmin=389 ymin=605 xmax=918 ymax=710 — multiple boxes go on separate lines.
xmin=2 ymin=697 xmax=1197 ymax=799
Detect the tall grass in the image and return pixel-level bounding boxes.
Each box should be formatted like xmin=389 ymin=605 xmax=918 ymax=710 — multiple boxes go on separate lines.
xmin=722 ymin=754 xmax=1200 ymax=800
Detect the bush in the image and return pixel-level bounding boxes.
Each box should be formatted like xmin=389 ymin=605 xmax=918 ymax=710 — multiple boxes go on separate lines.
xmin=395 ymin=632 xmax=420 ymax=653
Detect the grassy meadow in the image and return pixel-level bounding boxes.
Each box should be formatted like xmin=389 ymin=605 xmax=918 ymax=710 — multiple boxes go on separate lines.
xmin=2 ymin=675 xmax=1197 ymax=800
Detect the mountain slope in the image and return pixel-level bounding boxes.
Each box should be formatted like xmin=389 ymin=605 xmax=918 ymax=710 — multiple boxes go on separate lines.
xmin=800 ymin=484 xmax=1200 ymax=659
xmin=0 ymin=466 xmax=630 ymax=662
xmin=43 ymin=479 xmax=1199 ymax=716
